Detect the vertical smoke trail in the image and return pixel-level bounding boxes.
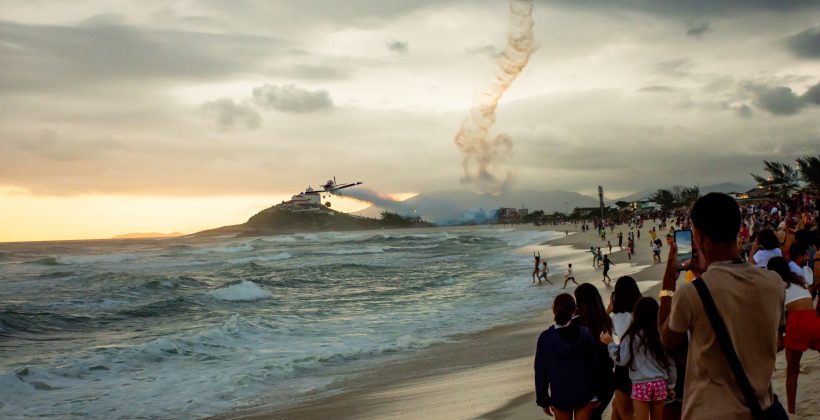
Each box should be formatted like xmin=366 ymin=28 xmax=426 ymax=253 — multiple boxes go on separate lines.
xmin=454 ymin=0 xmax=536 ymax=195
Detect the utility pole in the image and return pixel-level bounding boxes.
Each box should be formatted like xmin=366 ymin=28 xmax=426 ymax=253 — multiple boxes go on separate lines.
xmin=598 ymin=185 xmax=604 ymax=218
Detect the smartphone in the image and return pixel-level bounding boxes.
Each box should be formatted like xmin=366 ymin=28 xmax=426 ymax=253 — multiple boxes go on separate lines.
xmin=675 ymin=229 xmax=693 ymax=268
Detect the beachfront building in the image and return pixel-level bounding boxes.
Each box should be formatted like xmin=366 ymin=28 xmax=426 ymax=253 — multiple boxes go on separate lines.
xmin=267 ymin=187 xmax=332 ymax=214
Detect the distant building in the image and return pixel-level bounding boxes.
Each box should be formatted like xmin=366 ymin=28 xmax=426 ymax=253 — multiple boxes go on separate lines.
xmin=497 ymin=207 xmax=521 ymax=224
xmin=268 ymin=186 xmax=332 ymax=214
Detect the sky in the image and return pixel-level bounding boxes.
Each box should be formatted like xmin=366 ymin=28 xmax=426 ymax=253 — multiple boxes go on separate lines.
xmin=1 ymin=0 xmax=819 ymax=242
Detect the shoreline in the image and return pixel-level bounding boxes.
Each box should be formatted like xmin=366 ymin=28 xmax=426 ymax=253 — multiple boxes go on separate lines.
xmin=218 ymin=223 xmax=666 ymax=419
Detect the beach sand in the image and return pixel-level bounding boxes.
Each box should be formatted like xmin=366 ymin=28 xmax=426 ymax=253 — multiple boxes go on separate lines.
xmin=221 ymin=222 xmax=820 ymax=420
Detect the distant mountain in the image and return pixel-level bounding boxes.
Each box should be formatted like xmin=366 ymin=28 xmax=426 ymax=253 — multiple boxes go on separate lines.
xmin=112 ymin=232 xmax=184 ymax=239
xmin=612 ymin=182 xmax=754 ymax=202
xmin=355 ymin=189 xmax=598 ymax=224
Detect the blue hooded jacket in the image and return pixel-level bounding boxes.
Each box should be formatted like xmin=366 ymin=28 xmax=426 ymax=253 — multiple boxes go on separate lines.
xmin=534 ymin=322 xmax=599 ymax=410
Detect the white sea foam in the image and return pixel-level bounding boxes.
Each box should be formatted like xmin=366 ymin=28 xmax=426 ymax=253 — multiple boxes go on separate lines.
xmin=208 ymin=281 xmax=272 ymax=301
xmin=260 ymin=236 xmax=298 ymax=243
xmin=315 ymin=247 xmax=384 ymax=255
xmin=227 ymin=252 xmax=292 ymax=265
xmin=56 ymin=253 xmax=138 ymax=265
xmin=190 ymin=244 xmax=254 ymax=254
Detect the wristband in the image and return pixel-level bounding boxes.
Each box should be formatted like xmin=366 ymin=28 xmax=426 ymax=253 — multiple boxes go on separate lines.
xmin=659 ymin=290 xmax=674 ymax=298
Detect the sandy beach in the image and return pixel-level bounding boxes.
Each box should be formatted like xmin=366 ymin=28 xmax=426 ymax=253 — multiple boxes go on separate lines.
xmin=221 ymin=222 xmax=820 ymax=420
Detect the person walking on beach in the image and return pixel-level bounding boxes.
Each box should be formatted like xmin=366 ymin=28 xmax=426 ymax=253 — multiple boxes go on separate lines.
xmin=602 ymin=298 xmax=676 ymax=420
xmin=539 ymin=261 xmax=553 ymax=285
xmin=574 ymin=284 xmax=616 ymax=420
xmin=533 ymin=251 xmax=541 ymax=284
xmin=650 ymin=241 xmax=660 ymax=264
xmin=768 ymin=257 xmax=820 ymax=414
xmin=596 ymin=247 xmax=604 ymax=267
xmin=535 ymin=294 xmax=601 ymax=419
xmin=658 ymin=193 xmax=786 ymax=419
xmin=563 ymin=264 xmax=579 ymax=289
xmin=602 ymin=255 xmax=615 ymax=284
xmin=618 ymin=232 xmax=624 ymax=249
xmin=607 ymin=276 xmax=644 ymax=420
xmin=608 ymin=240 xmax=613 ymax=254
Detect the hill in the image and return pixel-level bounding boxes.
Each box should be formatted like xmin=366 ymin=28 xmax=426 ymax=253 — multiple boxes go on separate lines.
xmin=193 ymin=208 xmax=432 ymax=238
xmin=612 ymin=182 xmax=753 ymax=202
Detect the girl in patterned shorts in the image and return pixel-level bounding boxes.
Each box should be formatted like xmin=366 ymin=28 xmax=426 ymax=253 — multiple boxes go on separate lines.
xmin=601 ymin=298 xmax=676 ymax=420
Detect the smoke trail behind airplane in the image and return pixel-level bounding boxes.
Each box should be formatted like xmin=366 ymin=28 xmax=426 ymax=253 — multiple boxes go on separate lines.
xmin=343 ymin=188 xmax=417 ymax=217
xmin=453 ymin=0 xmax=535 ymax=195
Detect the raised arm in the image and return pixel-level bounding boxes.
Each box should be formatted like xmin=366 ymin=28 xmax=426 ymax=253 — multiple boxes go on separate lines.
xmin=659 ymin=243 xmax=687 ymax=349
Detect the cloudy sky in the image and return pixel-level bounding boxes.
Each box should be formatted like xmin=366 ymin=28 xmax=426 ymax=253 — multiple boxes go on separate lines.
xmin=1 ymin=0 xmax=819 ymax=241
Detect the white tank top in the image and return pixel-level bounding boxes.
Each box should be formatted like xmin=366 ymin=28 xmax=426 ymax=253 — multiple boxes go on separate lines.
xmin=784 ymin=283 xmax=811 ymax=305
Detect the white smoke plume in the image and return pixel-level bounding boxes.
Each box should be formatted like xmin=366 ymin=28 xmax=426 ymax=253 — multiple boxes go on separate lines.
xmin=342 ymin=188 xmax=417 ymax=217
xmin=454 ymin=0 xmax=536 ymax=195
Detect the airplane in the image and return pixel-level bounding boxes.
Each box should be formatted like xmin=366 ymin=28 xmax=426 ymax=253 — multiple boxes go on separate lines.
xmin=302 ymin=176 xmax=362 ymax=197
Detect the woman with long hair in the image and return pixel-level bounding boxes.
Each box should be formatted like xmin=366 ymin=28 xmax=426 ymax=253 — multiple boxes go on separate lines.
xmin=575 ymin=283 xmax=615 ymax=420
xmin=767 ymin=257 xmax=820 ymax=413
xmin=601 ymin=298 xmax=676 ymax=420
xmin=535 ymin=293 xmax=601 ymax=420
xmin=607 ymin=276 xmax=643 ymax=420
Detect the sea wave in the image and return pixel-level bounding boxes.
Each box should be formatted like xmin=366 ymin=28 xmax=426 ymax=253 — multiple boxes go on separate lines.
xmin=227 ymin=252 xmax=292 ymax=265
xmin=56 ymin=253 xmax=139 ymax=265
xmin=189 ymin=244 xmax=254 ymax=254
xmin=314 ymin=247 xmax=384 ymax=255
xmin=207 ymin=281 xmax=272 ymax=301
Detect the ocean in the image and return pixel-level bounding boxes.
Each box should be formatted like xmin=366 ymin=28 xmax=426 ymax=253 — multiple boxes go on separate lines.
xmin=0 ymin=227 xmax=563 ymax=418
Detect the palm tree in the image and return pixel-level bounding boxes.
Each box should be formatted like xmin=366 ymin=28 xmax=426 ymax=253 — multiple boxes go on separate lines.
xmin=796 ymin=155 xmax=820 ymax=191
xmin=751 ymin=160 xmax=799 ymax=198
xmin=679 ymin=186 xmax=700 ymax=205
xmin=650 ymin=189 xmax=677 ymax=211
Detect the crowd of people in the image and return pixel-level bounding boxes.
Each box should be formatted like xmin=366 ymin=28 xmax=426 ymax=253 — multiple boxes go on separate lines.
xmin=534 ymin=192 xmax=820 ymax=420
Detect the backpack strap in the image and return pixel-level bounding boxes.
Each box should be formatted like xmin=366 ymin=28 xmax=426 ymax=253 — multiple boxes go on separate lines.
xmin=692 ymin=277 xmax=765 ymax=420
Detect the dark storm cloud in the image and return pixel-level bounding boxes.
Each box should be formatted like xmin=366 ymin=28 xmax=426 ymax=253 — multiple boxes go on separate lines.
xmin=754 ymin=86 xmax=804 ymax=115
xmin=804 ymin=83 xmax=820 ymax=105
xmin=747 ymin=81 xmax=820 ymax=115
xmin=387 ymin=40 xmax=409 ymax=54
xmin=686 ymin=22 xmax=711 ymax=38
xmin=550 ymin=0 xmax=819 ymax=18
xmin=17 ymin=130 xmax=127 ymax=161
xmin=201 ymin=99 xmax=262 ymax=130
xmin=784 ymin=26 xmax=820 ymax=59
xmin=252 ymin=84 xmax=334 ymax=113
xmin=0 ymin=19 xmax=285 ymax=92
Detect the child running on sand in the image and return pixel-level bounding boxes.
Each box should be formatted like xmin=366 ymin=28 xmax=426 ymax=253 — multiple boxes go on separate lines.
xmin=563 ymin=264 xmax=579 ymax=289
xmin=601 ymin=298 xmax=676 ymax=420
xmin=534 ymin=294 xmax=601 ymax=419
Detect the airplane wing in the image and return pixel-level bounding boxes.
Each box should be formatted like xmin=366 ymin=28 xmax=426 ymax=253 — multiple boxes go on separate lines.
xmin=331 ymin=182 xmax=363 ymax=190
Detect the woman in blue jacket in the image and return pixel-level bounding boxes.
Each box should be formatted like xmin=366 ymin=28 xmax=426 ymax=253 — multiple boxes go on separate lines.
xmin=535 ymin=293 xmax=601 ymax=419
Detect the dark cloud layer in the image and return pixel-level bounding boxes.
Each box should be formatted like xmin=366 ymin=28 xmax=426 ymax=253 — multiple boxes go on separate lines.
xmin=748 ymin=81 xmax=820 ymax=115
xmin=201 ymin=99 xmax=262 ymax=130
xmin=686 ymin=22 xmax=711 ymax=38
xmin=252 ymin=84 xmax=334 ymax=113
xmin=0 ymin=20 xmax=284 ymax=92
xmin=552 ymin=0 xmax=820 ymax=18
xmin=387 ymin=40 xmax=409 ymax=54
xmin=785 ymin=26 xmax=820 ymax=59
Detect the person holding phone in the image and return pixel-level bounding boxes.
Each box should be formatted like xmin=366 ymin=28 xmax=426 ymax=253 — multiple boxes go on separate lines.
xmin=658 ymin=193 xmax=785 ymax=419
